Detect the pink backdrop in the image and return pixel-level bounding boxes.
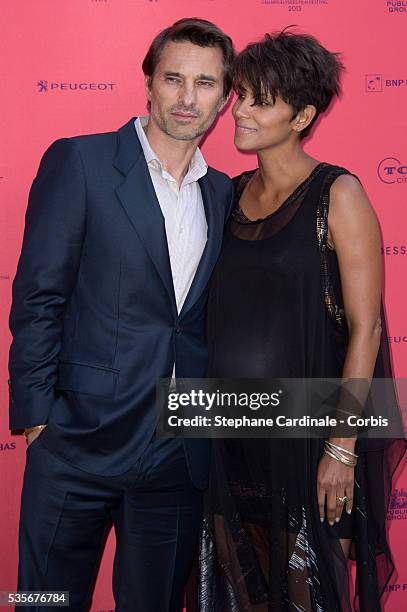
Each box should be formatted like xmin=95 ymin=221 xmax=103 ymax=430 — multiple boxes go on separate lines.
xmin=1 ymin=1 xmax=406 ymax=610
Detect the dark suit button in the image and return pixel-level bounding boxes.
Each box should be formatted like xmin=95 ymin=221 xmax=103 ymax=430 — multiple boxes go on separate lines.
xmin=175 ymin=326 xmax=181 ymax=334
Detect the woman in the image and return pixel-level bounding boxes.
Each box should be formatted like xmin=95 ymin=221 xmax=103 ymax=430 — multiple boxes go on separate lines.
xmin=188 ymin=31 xmax=405 ymax=611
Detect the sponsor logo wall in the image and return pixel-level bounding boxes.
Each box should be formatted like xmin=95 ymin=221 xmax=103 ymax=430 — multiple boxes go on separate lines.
xmin=378 ymin=158 xmax=407 ymax=184
xmin=261 ymin=0 xmax=329 ymax=9
xmin=385 ymin=1 xmax=407 ymax=13
xmin=1 ymin=1 xmax=406 ymax=610
xmin=366 ymin=75 xmax=407 ymax=92
xmin=36 ymin=80 xmax=116 ymax=92
xmin=388 ymin=489 xmax=407 ymax=520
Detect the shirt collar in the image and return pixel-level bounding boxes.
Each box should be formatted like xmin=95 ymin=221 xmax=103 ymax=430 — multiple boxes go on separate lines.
xmin=134 ymin=116 xmax=208 ymax=184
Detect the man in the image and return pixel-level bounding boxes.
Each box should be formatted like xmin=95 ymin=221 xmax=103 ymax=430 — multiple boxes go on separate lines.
xmin=8 ymin=18 xmax=234 ymax=611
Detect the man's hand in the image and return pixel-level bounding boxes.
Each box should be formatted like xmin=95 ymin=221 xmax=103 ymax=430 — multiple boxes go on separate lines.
xmin=24 ymin=425 xmax=47 ymax=446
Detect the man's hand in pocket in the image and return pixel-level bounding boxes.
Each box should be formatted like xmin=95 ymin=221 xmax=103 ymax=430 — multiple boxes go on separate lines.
xmin=24 ymin=425 xmax=47 ymax=446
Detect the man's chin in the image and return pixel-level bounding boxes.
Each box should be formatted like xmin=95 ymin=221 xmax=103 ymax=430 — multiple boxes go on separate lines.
xmin=172 ymin=133 xmax=201 ymax=142
xmin=165 ymin=125 xmax=205 ymax=142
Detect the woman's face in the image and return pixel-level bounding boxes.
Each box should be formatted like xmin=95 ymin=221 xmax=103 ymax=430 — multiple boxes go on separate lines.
xmin=232 ymin=83 xmax=298 ymax=152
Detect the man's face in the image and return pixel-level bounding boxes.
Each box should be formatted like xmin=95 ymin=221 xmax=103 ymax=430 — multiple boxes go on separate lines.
xmin=145 ymin=40 xmax=227 ymax=141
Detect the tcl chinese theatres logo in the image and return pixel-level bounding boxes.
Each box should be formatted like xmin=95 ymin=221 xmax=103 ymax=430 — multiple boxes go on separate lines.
xmin=377 ymin=157 xmax=407 ymax=184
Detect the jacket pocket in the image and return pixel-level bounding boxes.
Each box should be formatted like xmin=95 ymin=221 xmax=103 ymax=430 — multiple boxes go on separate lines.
xmin=56 ymin=361 xmax=119 ymax=398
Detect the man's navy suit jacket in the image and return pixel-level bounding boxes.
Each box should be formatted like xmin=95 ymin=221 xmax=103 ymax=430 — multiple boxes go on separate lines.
xmin=8 ymin=117 xmax=233 ymax=489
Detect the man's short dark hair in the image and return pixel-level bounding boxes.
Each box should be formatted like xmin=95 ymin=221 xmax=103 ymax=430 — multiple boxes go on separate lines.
xmin=142 ymin=18 xmax=235 ymax=98
xmin=233 ymin=29 xmax=344 ymax=139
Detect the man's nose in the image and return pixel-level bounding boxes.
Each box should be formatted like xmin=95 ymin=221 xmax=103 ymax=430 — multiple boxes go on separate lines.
xmin=178 ymin=83 xmax=197 ymax=108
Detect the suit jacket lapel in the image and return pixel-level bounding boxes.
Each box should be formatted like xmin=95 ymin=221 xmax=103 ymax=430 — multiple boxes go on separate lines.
xmin=114 ymin=118 xmax=177 ymax=315
xmin=179 ymin=172 xmax=224 ymax=318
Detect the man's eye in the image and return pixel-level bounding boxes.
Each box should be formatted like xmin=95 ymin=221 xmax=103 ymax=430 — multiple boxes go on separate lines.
xmin=198 ymin=81 xmax=214 ymax=87
xmin=166 ymin=77 xmax=179 ymax=84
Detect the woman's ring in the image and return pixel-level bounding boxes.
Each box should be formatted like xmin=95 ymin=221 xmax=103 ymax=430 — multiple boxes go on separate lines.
xmin=337 ymin=496 xmax=349 ymax=504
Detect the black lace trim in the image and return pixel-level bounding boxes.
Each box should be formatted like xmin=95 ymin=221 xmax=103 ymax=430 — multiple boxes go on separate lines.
xmin=316 ymin=167 xmax=349 ymax=328
xmin=233 ymin=163 xmax=327 ymax=225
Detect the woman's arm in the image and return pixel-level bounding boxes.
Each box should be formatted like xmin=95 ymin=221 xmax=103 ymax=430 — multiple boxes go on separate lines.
xmin=328 ymin=174 xmax=382 ymax=377
xmin=317 ymin=173 xmax=382 ymax=525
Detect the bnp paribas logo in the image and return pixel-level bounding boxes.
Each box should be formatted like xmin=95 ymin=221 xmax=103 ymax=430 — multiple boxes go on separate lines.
xmin=366 ymin=74 xmax=406 ymax=92
xmin=384 ymin=583 xmax=407 ymax=594
xmin=365 ymin=74 xmax=383 ymax=92
xmin=0 ymin=442 xmax=16 ymax=451
xmin=388 ymin=488 xmax=407 ymax=520
xmin=37 ymin=80 xmax=116 ymax=93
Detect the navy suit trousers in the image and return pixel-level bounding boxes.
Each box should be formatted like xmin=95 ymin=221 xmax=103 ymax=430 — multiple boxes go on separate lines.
xmin=18 ymin=432 xmax=203 ymax=611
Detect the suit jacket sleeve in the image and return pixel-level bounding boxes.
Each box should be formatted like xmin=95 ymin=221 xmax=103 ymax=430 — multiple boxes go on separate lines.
xmin=8 ymin=138 xmax=86 ymax=429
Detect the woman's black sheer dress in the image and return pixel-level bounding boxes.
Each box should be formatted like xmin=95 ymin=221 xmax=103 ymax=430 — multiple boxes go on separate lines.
xmin=187 ymin=163 xmax=405 ymax=612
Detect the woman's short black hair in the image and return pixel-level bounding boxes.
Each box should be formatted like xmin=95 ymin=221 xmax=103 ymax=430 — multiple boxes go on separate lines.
xmin=143 ymin=18 xmax=235 ymax=99
xmin=233 ymin=29 xmax=344 ymax=138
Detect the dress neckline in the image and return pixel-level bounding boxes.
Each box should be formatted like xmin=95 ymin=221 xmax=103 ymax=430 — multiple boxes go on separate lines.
xmin=233 ymin=162 xmax=327 ymax=225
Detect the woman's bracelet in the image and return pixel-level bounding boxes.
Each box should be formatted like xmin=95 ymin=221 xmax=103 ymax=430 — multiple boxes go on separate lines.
xmin=323 ymin=441 xmax=357 ymax=467
xmin=325 ymin=440 xmax=358 ymax=458
xmin=324 ymin=448 xmax=357 ymax=467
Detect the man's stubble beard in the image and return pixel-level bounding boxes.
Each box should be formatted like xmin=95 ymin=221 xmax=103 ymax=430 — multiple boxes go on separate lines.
xmin=154 ymin=105 xmax=221 ymax=142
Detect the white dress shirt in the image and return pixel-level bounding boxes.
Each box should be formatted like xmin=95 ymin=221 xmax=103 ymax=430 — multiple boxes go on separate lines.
xmin=134 ymin=116 xmax=208 ymax=314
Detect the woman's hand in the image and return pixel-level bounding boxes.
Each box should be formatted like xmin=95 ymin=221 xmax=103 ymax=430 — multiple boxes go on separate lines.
xmin=317 ymin=450 xmax=355 ymax=525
